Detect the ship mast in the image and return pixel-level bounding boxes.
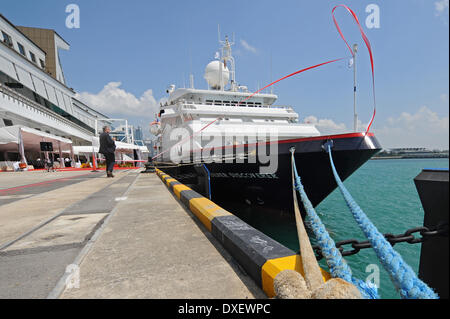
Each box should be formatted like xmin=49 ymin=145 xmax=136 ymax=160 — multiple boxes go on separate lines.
xmin=218 ymin=27 xmax=236 ymax=91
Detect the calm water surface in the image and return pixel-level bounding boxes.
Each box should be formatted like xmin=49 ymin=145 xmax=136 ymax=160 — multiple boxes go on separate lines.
xmin=220 ymin=158 xmax=449 ymax=299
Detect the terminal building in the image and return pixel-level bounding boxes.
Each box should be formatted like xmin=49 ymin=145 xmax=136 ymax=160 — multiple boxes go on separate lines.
xmin=0 ymin=13 xmax=148 ymax=170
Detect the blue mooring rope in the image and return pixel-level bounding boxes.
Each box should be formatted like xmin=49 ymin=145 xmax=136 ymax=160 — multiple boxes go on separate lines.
xmin=325 ymin=144 xmax=439 ymax=299
xmin=203 ymin=164 xmax=212 ymax=200
xmin=290 ymin=150 xmax=379 ymax=299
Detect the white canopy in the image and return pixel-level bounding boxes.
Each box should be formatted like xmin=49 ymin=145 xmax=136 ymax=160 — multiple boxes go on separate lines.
xmin=116 ymin=140 xmax=141 ymax=151
xmin=72 ymin=145 xmax=98 ymax=155
xmin=73 ymin=138 xmax=144 ymax=155
xmin=0 ymin=125 xmax=72 ymax=152
xmin=138 ymin=145 xmax=149 ymax=153
xmin=0 ymin=127 xmax=17 ymax=145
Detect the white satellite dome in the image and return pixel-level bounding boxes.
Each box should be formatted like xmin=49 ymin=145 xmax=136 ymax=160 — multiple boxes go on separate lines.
xmin=150 ymin=122 xmax=161 ymax=136
xmin=204 ymin=60 xmax=230 ymax=90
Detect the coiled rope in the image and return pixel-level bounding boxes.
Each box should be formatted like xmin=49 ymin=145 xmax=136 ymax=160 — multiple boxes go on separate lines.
xmin=290 ymin=149 xmax=378 ymax=299
xmin=325 ymin=143 xmax=439 ymax=299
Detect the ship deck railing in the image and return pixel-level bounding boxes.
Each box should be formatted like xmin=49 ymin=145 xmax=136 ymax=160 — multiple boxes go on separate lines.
xmin=162 ymin=100 xmax=296 ymax=112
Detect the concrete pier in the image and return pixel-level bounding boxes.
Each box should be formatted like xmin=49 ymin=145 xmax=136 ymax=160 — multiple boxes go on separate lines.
xmin=0 ymin=170 xmax=265 ymax=299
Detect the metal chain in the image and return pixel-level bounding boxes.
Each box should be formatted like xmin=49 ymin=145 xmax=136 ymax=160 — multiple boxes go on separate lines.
xmin=311 ymin=222 xmax=449 ymax=260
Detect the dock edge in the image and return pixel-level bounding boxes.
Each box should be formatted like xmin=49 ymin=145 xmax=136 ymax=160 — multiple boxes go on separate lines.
xmin=155 ymin=169 xmax=330 ymax=298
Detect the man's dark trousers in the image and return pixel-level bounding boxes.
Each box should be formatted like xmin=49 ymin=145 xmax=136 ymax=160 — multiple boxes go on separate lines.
xmin=99 ymin=131 xmax=116 ymax=176
xmin=105 ymin=153 xmax=115 ymax=173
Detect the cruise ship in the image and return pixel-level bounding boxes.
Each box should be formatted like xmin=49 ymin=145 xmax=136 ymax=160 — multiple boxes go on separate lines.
xmin=152 ymin=36 xmax=382 ymax=215
xmin=0 ymin=14 xmax=147 ymax=169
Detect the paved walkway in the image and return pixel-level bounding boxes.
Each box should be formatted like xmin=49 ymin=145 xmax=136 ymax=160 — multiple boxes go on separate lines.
xmin=0 ymin=170 xmax=265 ymax=298
xmin=0 ymin=169 xmax=139 ymax=298
xmin=60 ymin=173 xmax=265 ymax=299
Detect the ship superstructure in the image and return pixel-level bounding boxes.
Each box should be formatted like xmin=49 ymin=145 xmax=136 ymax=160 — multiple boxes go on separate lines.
xmin=154 ymin=35 xmax=381 ymax=216
xmin=153 ymin=36 xmax=320 ymax=162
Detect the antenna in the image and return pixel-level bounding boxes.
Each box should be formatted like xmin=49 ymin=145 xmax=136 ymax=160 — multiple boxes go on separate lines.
xmin=270 ymin=51 xmax=273 ymax=94
xmin=190 ymin=74 xmax=194 ymax=89
xmin=352 ymin=43 xmax=358 ymax=132
xmin=215 ymin=26 xmax=237 ymax=91
xmin=189 ymin=46 xmax=194 ymax=89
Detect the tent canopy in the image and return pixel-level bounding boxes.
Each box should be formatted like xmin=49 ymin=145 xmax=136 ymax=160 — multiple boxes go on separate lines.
xmin=0 ymin=125 xmax=72 ymax=152
xmin=0 ymin=127 xmax=17 ymax=145
xmin=73 ymin=137 xmax=144 ymax=155
xmin=72 ymin=145 xmax=98 ymax=155
xmin=138 ymin=145 xmax=149 ymax=153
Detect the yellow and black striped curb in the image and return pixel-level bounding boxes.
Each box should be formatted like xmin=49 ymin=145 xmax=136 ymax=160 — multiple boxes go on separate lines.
xmin=156 ymin=169 xmax=330 ymax=297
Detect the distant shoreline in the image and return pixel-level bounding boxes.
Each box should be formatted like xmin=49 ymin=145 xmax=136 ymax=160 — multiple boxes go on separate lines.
xmin=371 ymin=155 xmax=449 ymax=160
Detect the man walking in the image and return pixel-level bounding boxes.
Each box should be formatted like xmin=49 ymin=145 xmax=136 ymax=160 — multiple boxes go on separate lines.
xmin=99 ymin=126 xmax=116 ymax=178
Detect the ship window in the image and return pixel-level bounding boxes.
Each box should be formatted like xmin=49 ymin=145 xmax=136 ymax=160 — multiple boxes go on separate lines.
xmin=39 ymin=59 xmax=45 ymax=69
xmin=29 ymin=51 xmax=36 ymax=63
xmin=214 ymin=100 xmax=222 ymax=105
xmin=232 ymin=101 xmax=238 ymax=106
xmin=3 ymin=119 xmax=13 ymax=126
xmin=206 ymin=100 xmax=213 ymax=105
xmin=1 ymin=31 xmax=13 ymax=47
xmin=247 ymin=102 xmax=254 ymax=107
xmin=17 ymin=42 xmax=26 ymax=56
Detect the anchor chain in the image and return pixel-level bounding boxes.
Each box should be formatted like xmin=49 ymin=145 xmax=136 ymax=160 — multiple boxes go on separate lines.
xmin=311 ymin=222 xmax=448 ymax=260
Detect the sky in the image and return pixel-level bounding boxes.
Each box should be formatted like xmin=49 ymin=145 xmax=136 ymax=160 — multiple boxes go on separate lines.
xmin=2 ymin=0 xmax=449 ymax=149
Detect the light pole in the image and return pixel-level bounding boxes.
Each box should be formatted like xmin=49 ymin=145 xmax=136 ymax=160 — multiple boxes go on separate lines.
xmin=353 ymin=43 xmax=358 ymax=132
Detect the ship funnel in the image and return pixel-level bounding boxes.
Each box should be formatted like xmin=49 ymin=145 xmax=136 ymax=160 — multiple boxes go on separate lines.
xmin=204 ymin=60 xmax=230 ymax=90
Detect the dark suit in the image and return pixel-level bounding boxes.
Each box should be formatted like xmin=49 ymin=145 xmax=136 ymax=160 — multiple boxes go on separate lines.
xmin=99 ymin=132 xmax=116 ymax=172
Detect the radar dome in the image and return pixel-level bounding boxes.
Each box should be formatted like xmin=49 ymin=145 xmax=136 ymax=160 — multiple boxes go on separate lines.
xmin=204 ymin=60 xmax=230 ymax=90
xmin=150 ymin=122 xmax=161 ymax=136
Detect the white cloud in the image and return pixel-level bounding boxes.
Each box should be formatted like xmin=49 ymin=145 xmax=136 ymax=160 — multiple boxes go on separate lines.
xmin=75 ymin=82 xmax=160 ymax=120
xmin=374 ymin=106 xmax=449 ymax=149
xmin=303 ymin=106 xmax=449 ymax=149
xmin=240 ymin=39 xmax=258 ymax=54
xmin=435 ymin=0 xmax=449 ymax=15
xmin=303 ymin=115 xmax=348 ymax=134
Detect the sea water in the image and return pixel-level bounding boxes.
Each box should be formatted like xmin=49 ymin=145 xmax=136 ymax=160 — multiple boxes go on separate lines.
xmin=224 ymin=158 xmax=449 ymax=299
